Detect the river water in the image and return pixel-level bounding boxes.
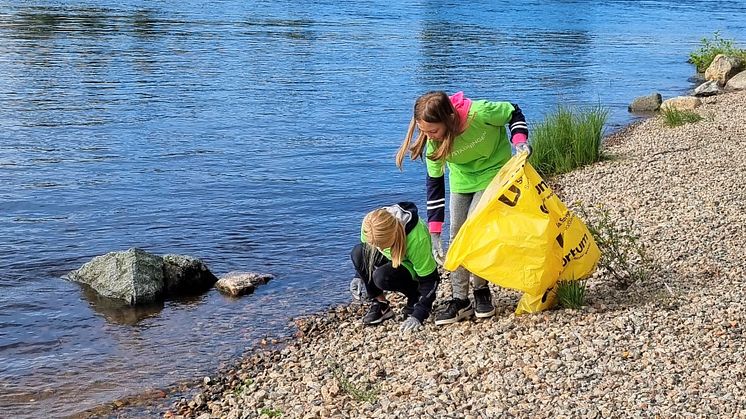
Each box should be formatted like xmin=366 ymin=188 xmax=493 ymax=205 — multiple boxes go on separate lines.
xmin=1 ymin=0 xmax=744 ymax=416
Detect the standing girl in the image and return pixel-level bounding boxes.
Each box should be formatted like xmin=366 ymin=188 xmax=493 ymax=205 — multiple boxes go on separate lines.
xmin=395 ymin=91 xmax=530 ymax=326
xmin=350 ymin=202 xmax=439 ymax=332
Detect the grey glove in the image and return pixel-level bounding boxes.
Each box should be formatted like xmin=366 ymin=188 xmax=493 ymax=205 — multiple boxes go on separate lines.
xmin=514 ymin=142 xmax=532 ymax=156
xmin=399 ymin=316 xmax=423 ymax=332
xmin=430 ymin=232 xmax=445 ymax=266
xmin=349 ymin=277 xmax=368 ymax=301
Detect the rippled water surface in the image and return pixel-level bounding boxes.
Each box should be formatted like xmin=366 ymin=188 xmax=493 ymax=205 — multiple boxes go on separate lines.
xmin=1 ymin=0 xmax=745 ymax=416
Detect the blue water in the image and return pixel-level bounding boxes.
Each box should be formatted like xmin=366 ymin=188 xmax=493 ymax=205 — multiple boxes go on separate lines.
xmin=1 ymin=0 xmax=744 ymax=416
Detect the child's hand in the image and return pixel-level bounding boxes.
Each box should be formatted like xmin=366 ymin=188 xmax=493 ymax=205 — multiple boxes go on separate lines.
xmin=349 ymin=277 xmax=367 ymax=301
xmin=430 ymin=233 xmax=445 ymax=265
xmin=514 ymin=142 xmax=532 ymax=156
xmin=400 ymin=316 xmax=423 ymax=332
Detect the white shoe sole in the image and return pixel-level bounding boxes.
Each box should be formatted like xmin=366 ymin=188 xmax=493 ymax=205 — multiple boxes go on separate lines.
xmin=434 ymin=307 xmax=474 ymax=326
xmin=475 ymin=308 xmax=496 ymax=318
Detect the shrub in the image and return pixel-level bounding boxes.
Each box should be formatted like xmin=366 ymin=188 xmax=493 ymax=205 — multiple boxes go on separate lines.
xmin=555 ymin=279 xmax=587 ymax=309
xmin=660 ymin=106 xmax=703 ymax=128
xmin=577 ymin=205 xmax=656 ymax=289
xmin=689 ymin=31 xmax=746 ymax=73
xmin=528 ymin=105 xmax=608 ymax=177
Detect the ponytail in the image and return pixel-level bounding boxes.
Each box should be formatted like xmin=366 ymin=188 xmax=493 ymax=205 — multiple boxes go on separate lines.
xmin=362 ymin=209 xmax=407 ymax=267
xmin=396 ymin=118 xmax=429 ymax=170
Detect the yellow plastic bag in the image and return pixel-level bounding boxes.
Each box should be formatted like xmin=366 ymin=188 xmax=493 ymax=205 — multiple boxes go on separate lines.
xmin=444 ymin=152 xmax=600 ymax=314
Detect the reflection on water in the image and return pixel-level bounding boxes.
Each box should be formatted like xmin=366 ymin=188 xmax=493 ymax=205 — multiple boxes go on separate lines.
xmin=80 ymin=286 xmax=166 ymax=325
xmin=1 ymin=0 xmax=744 ymax=417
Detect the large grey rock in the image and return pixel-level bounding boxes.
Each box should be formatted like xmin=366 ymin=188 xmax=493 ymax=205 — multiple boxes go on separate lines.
xmin=67 ymin=248 xmax=164 ymax=305
xmin=163 ymin=254 xmax=218 ymax=295
xmin=628 ymin=93 xmax=662 ymax=112
xmin=725 ymin=70 xmax=746 ymax=90
xmin=693 ymin=80 xmax=722 ymax=97
xmin=704 ymin=54 xmax=743 ymax=85
xmin=67 ymin=248 xmax=218 ymax=305
xmin=215 ymin=272 xmax=274 ymax=297
xmin=661 ymin=96 xmax=702 ymax=111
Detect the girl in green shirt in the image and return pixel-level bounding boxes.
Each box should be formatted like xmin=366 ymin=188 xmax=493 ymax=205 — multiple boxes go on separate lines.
xmin=350 ymin=202 xmax=439 ymax=332
xmin=395 ymin=91 xmax=530 ymax=326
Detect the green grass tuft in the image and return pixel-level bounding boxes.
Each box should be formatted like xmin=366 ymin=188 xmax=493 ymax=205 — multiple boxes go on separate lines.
xmin=528 ymin=105 xmax=608 ymax=177
xmin=555 ymin=280 xmax=587 ymax=309
xmin=689 ymin=31 xmax=746 ymax=73
xmin=259 ymin=407 xmax=283 ymax=417
xmin=327 ymin=360 xmax=378 ymax=403
xmin=660 ymin=107 xmax=703 ymax=128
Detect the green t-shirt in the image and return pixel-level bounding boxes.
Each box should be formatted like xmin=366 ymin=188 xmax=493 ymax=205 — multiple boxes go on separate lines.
xmin=425 ymin=100 xmax=515 ymax=193
xmin=360 ymin=219 xmax=436 ymax=279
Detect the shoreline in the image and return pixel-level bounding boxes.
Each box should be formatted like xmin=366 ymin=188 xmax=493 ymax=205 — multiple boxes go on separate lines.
xmin=82 ymin=89 xmax=746 ymax=418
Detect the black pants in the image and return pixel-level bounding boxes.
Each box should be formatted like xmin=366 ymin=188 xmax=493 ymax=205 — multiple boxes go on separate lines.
xmin=350 ymin=243 xmax=420 ymax=305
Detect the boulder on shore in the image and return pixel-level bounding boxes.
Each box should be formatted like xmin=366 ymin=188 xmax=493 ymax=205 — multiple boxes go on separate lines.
xmin=215 ymin=272 xmax=274 ymax=297
xmin=704 ymin=54 xmax=743 ymax=85
xmin=67 ymin=248 xmax=217 ymax=305
xmin=661 ymin=96 xmax=702 ymax=111
xmin=693 ymin=80 xmax=722 ymax=97
xmin=725 ymin=70 xmax=746 ymax=91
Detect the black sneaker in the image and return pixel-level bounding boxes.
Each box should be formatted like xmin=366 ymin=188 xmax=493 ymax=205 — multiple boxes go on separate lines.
xmin=362 ymin=300 xmax=394 ymax=325
xmin=434 ymin=298 xmax=474 ymax=326
xmin=473 ymin=287 xmax=496 ymax=318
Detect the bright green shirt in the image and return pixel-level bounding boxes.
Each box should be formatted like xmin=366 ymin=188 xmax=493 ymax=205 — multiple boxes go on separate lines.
xmin=425 ymin=100 xmax=515 ymax=193
xmin=360 ymin=219 xmax=436 ymax=279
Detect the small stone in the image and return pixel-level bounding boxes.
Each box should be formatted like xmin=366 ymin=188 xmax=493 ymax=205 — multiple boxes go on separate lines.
xmin=215 ymin=272 xmax=274 ymax=297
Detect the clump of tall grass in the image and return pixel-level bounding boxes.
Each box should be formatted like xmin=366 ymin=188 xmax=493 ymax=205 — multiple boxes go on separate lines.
xmin=528 ymin=105 xmax=608 ymax=177
xmin=555 ymin=279 xmax=587 ymax=309
xmin=660 ymin=106 xmax=703 ymax=128
xmin=689 ymin=31 xmax=746 ymax=73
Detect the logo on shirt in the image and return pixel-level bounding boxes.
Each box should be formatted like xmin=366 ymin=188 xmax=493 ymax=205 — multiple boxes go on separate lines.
xmin=450 ymin=132 xmax=486 ymax=157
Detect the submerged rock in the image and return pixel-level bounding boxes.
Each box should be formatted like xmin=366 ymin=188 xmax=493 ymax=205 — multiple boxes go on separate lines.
xmin=67 ymin=248 xmax=217 ymax=305
xmin=215 ymin=272 xmax=274 ymax=297
xmin=628 ymin=92 xmax=662 ymax=112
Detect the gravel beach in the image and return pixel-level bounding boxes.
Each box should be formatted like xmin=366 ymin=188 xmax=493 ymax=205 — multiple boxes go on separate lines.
xmin=169 ymin=90 xmax=746 ymax=418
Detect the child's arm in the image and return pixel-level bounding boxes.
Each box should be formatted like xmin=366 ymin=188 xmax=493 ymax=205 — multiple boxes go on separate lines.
xmin=508 ymin=103 xmax=529 ymax=145
xmin=425 ymin=140 xmax=446 ymax=234
xmin=482 ymin=101 xmax=529 ymax=145
xmin=412 ymin=269 xmax=439 ymax=323
xmin=408 ymin=230 xmax=440 ymax=322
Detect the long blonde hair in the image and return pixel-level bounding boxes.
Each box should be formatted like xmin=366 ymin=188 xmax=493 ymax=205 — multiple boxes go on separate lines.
xmin=395 ymin=91 xmax=462 ymax=169
xmin=362 ymin=209 xmax=406 ymax=268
